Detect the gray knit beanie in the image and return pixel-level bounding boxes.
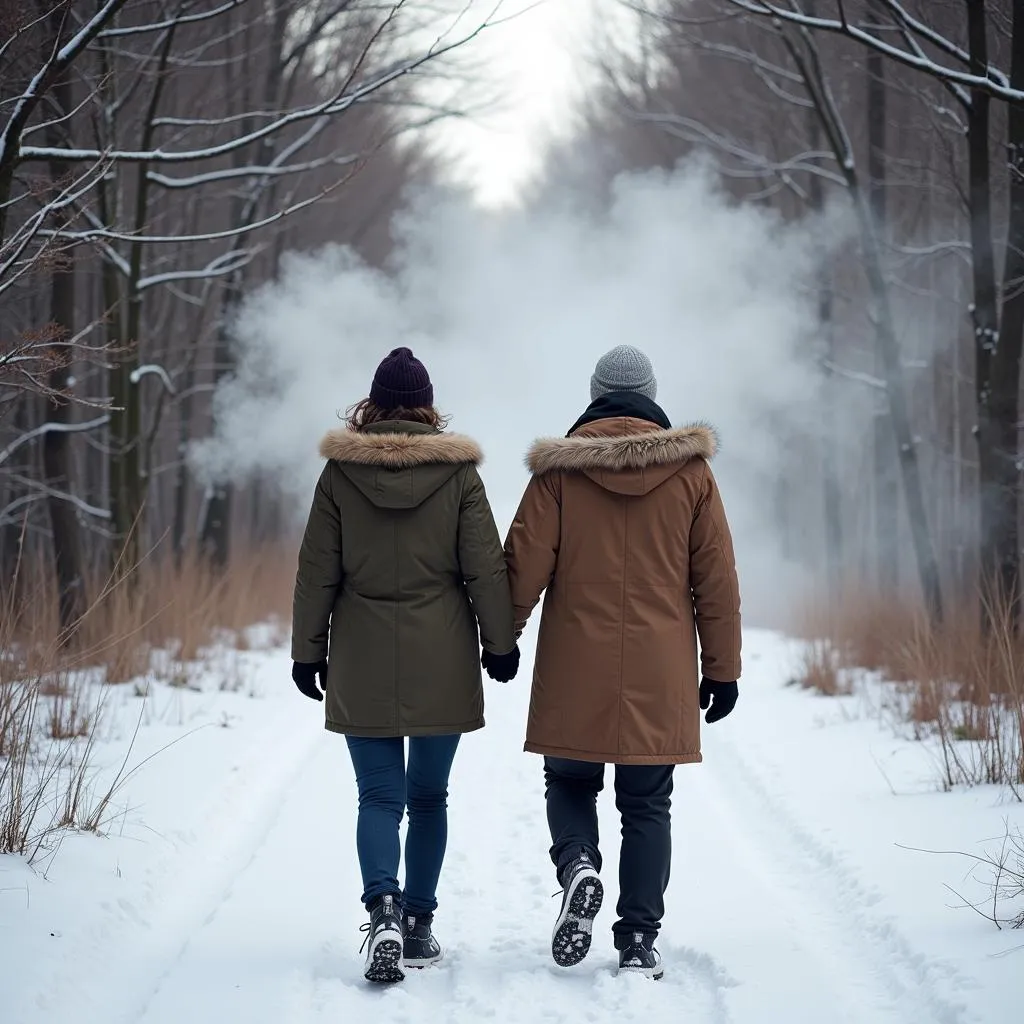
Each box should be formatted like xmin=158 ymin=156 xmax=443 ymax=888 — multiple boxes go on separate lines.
xmin=590 ymin=345 xmax=658 ymax=402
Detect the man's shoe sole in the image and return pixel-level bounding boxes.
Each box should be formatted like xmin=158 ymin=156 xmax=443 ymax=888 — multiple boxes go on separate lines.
xmin=364 ymin=935 xmax=405 ymax=983
xmin=551 ymin=869 xmax=604 ymax=967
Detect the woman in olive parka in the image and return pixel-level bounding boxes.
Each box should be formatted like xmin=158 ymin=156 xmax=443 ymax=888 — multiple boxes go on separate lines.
xmin=291 ymin=347 xmax=519 ymax=984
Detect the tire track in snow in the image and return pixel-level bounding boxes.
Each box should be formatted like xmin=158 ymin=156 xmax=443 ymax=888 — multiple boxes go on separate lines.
xmin=703 ymin=727 xmax=972 ymax=1024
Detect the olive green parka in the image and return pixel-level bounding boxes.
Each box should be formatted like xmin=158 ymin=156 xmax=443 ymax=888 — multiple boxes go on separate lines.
xmin=291 ymin=420 xmax=515 ymax=737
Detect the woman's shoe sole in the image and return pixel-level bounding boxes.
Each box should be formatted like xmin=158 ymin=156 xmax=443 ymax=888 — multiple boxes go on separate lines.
xmin=551 ymin=870 xmax=604 ymax=967
xmin=364 ymin=936 xmax=405 ymax=983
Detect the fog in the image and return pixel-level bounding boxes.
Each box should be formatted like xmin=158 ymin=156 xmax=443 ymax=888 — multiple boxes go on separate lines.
xmin=195 ymin=163 xmax=839 ymax=622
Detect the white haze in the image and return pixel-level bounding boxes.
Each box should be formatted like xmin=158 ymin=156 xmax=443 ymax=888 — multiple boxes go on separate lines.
xmin=195 ymin=164 xmax=834 ymax=622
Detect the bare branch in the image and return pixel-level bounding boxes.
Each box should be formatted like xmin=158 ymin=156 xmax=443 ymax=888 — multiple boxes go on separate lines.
xmin=0 ymin=415 xmax=112 ymax=468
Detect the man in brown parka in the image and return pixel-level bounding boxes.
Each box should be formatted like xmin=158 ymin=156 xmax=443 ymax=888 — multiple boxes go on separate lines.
xmin=503 ymin=344 xmax=741 ymax=980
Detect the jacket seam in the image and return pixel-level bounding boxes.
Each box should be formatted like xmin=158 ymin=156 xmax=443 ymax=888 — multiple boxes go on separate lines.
xmin=326 ymin=716 xmax=484 ymax=733
xmin=460 ymin=467 xmax=504 ymax=653
xmin=524 ymin=741 xmax=702 ymax=764
xmin=616 ymin=494 xmax=628 ymax=757
xmin=704 ymin=472 xmax=741 ymax=677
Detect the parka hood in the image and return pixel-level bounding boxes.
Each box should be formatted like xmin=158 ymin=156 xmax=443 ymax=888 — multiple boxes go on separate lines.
xmin=319 ymin=420 xmax=482 ymax=509
xmin=526 ymin=417 xmax=718 ymax=497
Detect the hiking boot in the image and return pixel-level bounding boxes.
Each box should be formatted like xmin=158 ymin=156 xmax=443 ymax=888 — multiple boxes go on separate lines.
xmin=403 ymin=912 xmax=443 ymax=968
xmin=360 ymin=894 xmax=405 ymax=983
xmin=616 ymin=930 xmax=664 ymax=980
xmin=551 ymin=848 xmax=604 ymax=967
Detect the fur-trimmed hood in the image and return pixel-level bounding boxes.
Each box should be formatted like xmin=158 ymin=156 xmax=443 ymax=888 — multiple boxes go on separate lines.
xmin=527 ymin=420 xmax=717 ymax=477
xmin=319 ymin=428 xmax=482 ymax=469
xmin=319 ymin=423 xmax=483 ymax=510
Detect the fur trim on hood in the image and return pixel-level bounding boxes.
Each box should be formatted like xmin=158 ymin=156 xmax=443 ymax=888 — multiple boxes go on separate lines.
xmin=320 ymin=429 xmax=483 ymax=469
xmin=526 ymin=423 xmax=717 ymax=476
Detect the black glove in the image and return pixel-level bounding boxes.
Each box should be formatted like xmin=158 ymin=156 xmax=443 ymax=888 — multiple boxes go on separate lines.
xmin=292 ymin=660 xmax=328 ymax=702
xmin=699 ymin=678 xmax=738 ymax=724
xmin=482 ymin=645 xmax=520 ymax=683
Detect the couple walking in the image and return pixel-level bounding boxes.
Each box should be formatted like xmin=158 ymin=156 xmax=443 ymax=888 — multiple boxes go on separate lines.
xmin=290 ymin=344 xmax=742 ymax=984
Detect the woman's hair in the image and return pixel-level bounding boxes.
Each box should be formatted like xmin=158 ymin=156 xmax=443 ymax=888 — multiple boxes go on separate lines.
xmin=345 ymin=397 xmax=450 ymax=432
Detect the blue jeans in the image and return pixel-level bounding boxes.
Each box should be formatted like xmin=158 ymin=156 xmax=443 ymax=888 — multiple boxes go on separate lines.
xmin=346 ymin=735 xmax=461 ymax=915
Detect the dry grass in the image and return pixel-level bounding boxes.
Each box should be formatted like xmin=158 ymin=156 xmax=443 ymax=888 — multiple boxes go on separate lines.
xmin=6 ymin=543 xmax=295 ymax=685
xmin=0 ymin=540 xmax=296 ymax=861
xmin=796 ymin=587 xmax=1024 ymax=796
xmin=792 ymin=639 xmax=853 ymax=696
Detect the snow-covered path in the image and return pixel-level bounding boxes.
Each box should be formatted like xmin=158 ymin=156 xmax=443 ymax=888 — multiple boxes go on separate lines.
xmin=3 ymin=630 xmax=1017 ymax=1024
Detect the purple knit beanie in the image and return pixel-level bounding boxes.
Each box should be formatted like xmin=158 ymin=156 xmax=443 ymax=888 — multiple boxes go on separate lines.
xmin=369 ymin=347 xmax=434 ymax=409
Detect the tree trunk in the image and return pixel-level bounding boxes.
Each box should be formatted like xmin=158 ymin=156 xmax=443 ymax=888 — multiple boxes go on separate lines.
xmin=852 ymin=181 xmax=945 ymax=621
xmin=867 ymin=0 xmax=900 ymax=594
xmin=803 ymin=7 xmax=844 ymax=592
xmin=198 ymin=294 xmax=237 ymax=569
xmin=965 ymin=1 xmax=1015 ymax=612
xmin=200 ymin=2 xmax=288 ymax=568
xmin=107 ymin=21 xmax=175 ymax=570
xmin=172 ymin=358 xmax=196 ymax=564
xmin=42 ymin=38 xmax=86 ymax=629
xmin=982 ymin=0 xmax=1024 ymax=613
xmin=774 ymin=9 xmax=945 ymax=619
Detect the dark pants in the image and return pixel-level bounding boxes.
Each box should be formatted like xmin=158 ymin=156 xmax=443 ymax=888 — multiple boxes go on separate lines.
xmin=544 ymin=756 xmax=674 ymax=942
xmin=346 ymin=735 xmax=460 ymax=916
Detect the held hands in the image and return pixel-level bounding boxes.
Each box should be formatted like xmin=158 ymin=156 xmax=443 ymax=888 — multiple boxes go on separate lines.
xmin=699 ymin=677 xmax=738 ymax=724
xmin=293 ymin=660 xmax=328 ymax=701
xmin=482 ymin=645 xmax=520 ymax=683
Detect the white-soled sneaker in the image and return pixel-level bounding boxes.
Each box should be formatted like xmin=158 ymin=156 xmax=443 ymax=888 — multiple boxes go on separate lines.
xmin=551 ymin=849 xmax=604 ymax=967
xmin=403 ymin=912 xmax=443 ymax=968
xmin=617 ymin=930 xmax=664 ymax=980
xmin=360 ymin=894 xmax=405 ymax=983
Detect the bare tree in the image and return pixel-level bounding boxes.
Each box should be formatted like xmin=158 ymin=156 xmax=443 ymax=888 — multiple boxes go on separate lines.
xmin=0 ymin=0 xmax=495 ymax=605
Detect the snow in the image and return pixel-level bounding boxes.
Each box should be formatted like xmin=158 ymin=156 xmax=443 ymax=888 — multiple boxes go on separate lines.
xmin=1 ymin=630 xmax=1020 ymax=1024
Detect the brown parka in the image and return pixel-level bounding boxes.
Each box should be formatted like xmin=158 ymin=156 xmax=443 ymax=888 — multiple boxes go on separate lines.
xmin=504 ymin=416 xmax=741 ymax=765
xmin=291 ymin=420 xmax=516 ymax=738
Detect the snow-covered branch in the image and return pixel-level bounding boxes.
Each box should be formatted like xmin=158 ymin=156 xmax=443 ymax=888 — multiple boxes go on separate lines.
xmin=720 ymin=0 xmax=1021 ymax=102
xmin=145 ymin=152 xmax=360 ymax=189
xmin=45 ymin=181 xmax=345 ymax=245
xmin=95 ymin=0 xmax=251 ymax=38
xmin=821 ymin=360 xmax=887 ymax=391
xmin=0 ymin=415 xmax=111 ymax=468
xmin=0 ymin=158 xmax=110 ymax=297
xmin=129 ymin=365 xmax=177 ymax=396
xmin=137 ymin=249 xmax=258 ymax=291
xmin=0 ymin=0 xmax=129 ymax=168
xmin=19 ymin=14 xmax=495 ymax=166
xmin=2 ymin=471 xmax=112 ymax=521
xmin=628 ymin=110 xmax=847 ymax=188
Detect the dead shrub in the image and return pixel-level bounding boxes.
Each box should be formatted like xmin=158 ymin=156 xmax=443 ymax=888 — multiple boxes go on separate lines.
xmin=793 ymin=640 xmax=852 ymax=696
xmin=1 ymin=537 xmax=295 ymax=861
xmin=46 ymin=672 xmax=92 ymax=740
xmin=938 ymin=824 xmax=1024 ymax=931
xmin=798 ymin=586 xmax=1023 ymax=796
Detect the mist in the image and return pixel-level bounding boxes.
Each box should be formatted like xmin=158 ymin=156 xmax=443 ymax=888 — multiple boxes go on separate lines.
xmin=195 ymin=163 xmax=834 ymax=622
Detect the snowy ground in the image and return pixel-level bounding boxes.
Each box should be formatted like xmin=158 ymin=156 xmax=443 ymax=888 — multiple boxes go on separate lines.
xmin=1 ymin=629 xmax=1019 ymax=1024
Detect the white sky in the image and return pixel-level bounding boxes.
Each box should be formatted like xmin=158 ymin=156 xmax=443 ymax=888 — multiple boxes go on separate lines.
xmin=427 ymin=0 xmax=604 ymax=207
